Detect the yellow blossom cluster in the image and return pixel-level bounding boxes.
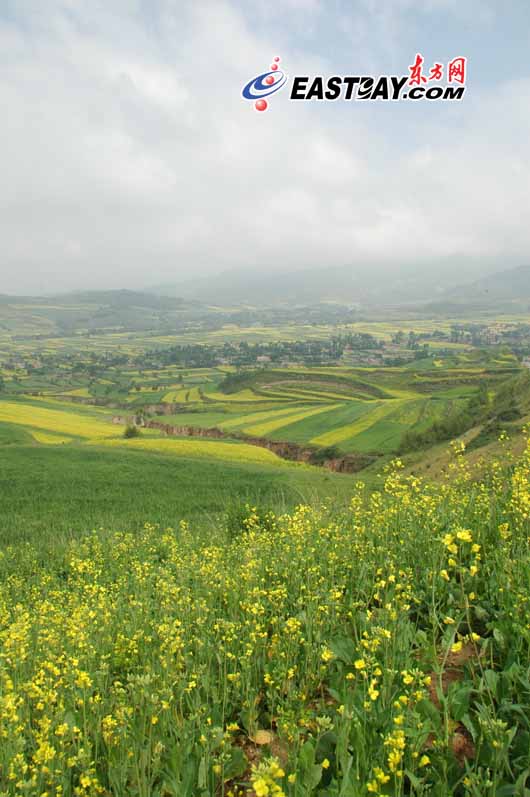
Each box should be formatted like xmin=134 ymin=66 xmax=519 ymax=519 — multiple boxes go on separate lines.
xmin=0 ymin=443 xmax=528 ymax=794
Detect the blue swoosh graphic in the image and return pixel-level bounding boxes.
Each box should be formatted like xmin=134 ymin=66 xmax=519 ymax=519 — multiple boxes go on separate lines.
xmin=242 ymin=70 xmax=288 ymax=100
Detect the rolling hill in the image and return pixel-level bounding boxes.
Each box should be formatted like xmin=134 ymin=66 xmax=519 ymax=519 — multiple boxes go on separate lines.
xmin=150 ymin=256 xmax=510 ymax=307
xmin=427 ymin=265 xmax=530 ymax=313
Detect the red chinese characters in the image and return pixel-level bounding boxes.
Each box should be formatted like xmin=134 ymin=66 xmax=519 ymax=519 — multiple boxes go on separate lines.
xmin=408 ymin=54 xmax=467 ymax=87
xmin=408 ymin=53 xmax=427 ymax=86
xmin=448 ymin=57 xmax=467 ymax=84
xmin=429 ymin=63 xmax=443 ymax=81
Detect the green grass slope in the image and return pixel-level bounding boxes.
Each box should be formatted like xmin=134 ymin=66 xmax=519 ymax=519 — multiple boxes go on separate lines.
xmin=0 ymin=443 xmax=355 ymax=545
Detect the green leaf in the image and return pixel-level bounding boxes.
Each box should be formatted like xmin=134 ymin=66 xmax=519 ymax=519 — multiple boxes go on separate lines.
xmin=474 ymin=604 xmax=489 ymax=621
xmin=515 ymin=768 xmax=530 ymax=796
xmin=493 ymin=628 xmax=505 ymax=648
xmin=405 ymin=769 xmax=424 ymax=790
xmin=417 ymin=697 xmax=442 ymax=730
xmin=316 ymin=731 xmax=337 ymax=760
xmin=197 ymin=757 xmax=207 ymax=790
xmin=338 ymin=756 xmax=354 ymax=795
xmin=495 ymin=786 xmax=516 ymax=796
xmin=460 ymin=713 xmax=477 ymax=741
xmin=483 ymin=668 xmax=499 ymax=697
xmin=223 ymin=747 xmax=247 ymax=781
xmin=328 ymin=636 xmax=356 ymax=665
xmin=298 ymin=741 xmax=323 ymax=790
xmin=299 ymin=739 xmax=316 ymax=770
xmin=306 ymin=764 xmax=323 ymax=789
xmin=449 ymin=684 xmax=472 ymax=721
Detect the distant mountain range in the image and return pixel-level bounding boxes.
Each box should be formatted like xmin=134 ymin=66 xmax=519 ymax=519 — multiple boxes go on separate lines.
xmin=150 ymin=258 xmax=522 ymax=308
xmin=441 ymin=265 xmax=530 ymax=303
xmin=0 ymin=290 xmax=206 ymax=337
xmin=2 ymin=262 xmax=530 ymax=314
xmin=0 ymin=289 xmax=194 ymax=310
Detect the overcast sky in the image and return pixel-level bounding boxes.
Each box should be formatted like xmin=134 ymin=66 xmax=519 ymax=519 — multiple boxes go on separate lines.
xmin=1 ymin=0 xmax=529 ymax=294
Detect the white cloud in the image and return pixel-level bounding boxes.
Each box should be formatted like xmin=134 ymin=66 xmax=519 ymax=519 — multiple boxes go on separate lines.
xmin=0 ymin=0 xmax=528 ymax=293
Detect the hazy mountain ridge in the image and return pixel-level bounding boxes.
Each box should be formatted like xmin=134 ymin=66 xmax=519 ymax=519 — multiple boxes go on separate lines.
xmin=2 ymin=262 xmax=529 ymax=314
xmin=151 ymin=257 xmax=513 ymax=307
xmin=441 ymin=265 xmax=530 ymax=302
xmin=0 ymin=290 xmax=208 ymax=338
xmin=1 ymin=289 xmax=195 ymax=311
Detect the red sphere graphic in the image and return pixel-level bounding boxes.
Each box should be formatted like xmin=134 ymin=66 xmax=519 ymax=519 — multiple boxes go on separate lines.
xmin=274 ymin=56 xmax=280 ymax=62
xmin=265 ymin=75 xmax=275 ymax=85
xmin=255 ymin=99 xmax=268 ymax=112
xmin=271 ymin=63 xmax=278 ymax=71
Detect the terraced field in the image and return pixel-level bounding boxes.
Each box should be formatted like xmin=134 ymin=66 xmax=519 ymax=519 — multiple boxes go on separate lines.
xmin=1 ymin=348 xmax=518 ymax=458
xmin=1 ymin=325 xmax=527 ymax=558
xmin=91 ymin=436 xmax=293 ymax=467
xmin=2 ymin=299 xmax=530 ymax=358
xmin=0 ymin=396 xmax=357 ymax=542
xmin=0 ymin=401 xmax=118 ymax=439
xmin=167 ymin=362 xmax=499 ymax=454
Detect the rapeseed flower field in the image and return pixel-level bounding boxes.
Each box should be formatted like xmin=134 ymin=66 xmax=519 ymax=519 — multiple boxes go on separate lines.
xmin=245 ymin=405 xmax=343 ymax=438
xmin=31 ymin=431 xmax=73 ymax=445
xmin=0 ymin=402 xmax=116 ymax=439
xmin=92 ymin=437 xmax=292 ymax=467
xmin=0 ymin=441 xmax=529 ymax=795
